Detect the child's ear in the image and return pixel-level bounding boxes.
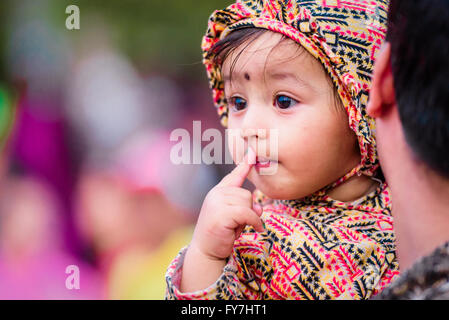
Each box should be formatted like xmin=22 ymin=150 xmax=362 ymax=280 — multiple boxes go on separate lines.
xmin=367 ymin=43 xmax=396 ymax=118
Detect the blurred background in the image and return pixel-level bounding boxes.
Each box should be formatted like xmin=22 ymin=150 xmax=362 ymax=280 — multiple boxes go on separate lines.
xmin=0 ymin=0 xmax=237 ymax=299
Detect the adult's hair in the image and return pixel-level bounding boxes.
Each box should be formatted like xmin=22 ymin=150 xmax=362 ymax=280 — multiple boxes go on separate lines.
xmin=387 ymin=0 xmax=449 ymax=177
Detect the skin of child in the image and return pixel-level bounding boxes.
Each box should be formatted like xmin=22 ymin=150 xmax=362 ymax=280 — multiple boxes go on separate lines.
xmin=180 ymin=31 xmax=378 ymax=293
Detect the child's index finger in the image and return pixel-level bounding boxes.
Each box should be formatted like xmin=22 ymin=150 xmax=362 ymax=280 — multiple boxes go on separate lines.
xmin=218 ymin=147 xmax=256 ymax=188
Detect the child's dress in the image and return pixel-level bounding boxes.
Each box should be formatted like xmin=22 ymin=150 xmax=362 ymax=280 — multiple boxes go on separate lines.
xmin=165 ymin=0 xmax=400 ymax=299
xmin=165 ymin=187 xmax=398 ymax=299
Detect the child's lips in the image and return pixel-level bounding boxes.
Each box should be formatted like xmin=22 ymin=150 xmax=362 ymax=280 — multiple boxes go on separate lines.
xmin=255 ymin=156 xmax=278 ymax=168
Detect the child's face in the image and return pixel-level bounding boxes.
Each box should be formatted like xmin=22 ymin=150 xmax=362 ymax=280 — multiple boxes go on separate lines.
xmin=223 ymin=31 xmax=360 ymax=200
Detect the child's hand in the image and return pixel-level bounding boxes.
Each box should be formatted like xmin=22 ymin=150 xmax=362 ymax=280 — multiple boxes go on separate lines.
xmin=190 ymin=147 xmax=264 ymax=261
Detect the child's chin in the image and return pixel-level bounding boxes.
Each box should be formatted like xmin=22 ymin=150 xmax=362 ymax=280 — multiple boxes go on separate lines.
xmin=251 ymin=181 xmax=285 ymax=200
xmin=253 ymin=180 xmax=311 ymax=200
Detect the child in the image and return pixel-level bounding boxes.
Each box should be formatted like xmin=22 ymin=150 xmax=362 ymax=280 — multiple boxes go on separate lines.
xmin=166 ymin=0 xmax=399 ymax=299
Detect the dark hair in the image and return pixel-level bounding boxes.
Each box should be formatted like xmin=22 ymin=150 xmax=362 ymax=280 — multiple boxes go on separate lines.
xmin=208 ymin=27 xmax=344 ymax=112
xmin=387 ymin=0 xmax=449 ymax=177
xmin=209 ymin=28 xmax=268 ymax=77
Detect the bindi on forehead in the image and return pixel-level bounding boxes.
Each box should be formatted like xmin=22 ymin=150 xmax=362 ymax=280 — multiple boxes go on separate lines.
xmin=223 ymin=72 xmax=251 ymax=83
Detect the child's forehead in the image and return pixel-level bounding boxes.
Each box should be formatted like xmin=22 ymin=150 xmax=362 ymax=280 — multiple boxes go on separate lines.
xmin=222 ymin=32 xmax=300 ymax=68
xmin=221 ymin=34 xmax=326 ymax=88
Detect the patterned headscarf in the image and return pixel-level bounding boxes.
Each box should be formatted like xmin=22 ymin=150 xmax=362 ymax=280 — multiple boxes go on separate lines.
xmin=202 ymin=0 xmax=389 ymax=193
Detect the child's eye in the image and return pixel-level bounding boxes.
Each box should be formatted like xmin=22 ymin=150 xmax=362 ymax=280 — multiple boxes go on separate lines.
xmin=229 ymin=96 xmax=247 ymax=112
xmin=274 ymin=95 xmax=298 ymax=109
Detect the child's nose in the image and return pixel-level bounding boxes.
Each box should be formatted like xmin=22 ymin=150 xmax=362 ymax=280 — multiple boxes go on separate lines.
xmin=240 ymin=128 xmax=268 ymax=140
xmin=240 ymin=105 xmax=269 ymax=137
xmin=240 ymin=128 xmax=258 ymax=139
